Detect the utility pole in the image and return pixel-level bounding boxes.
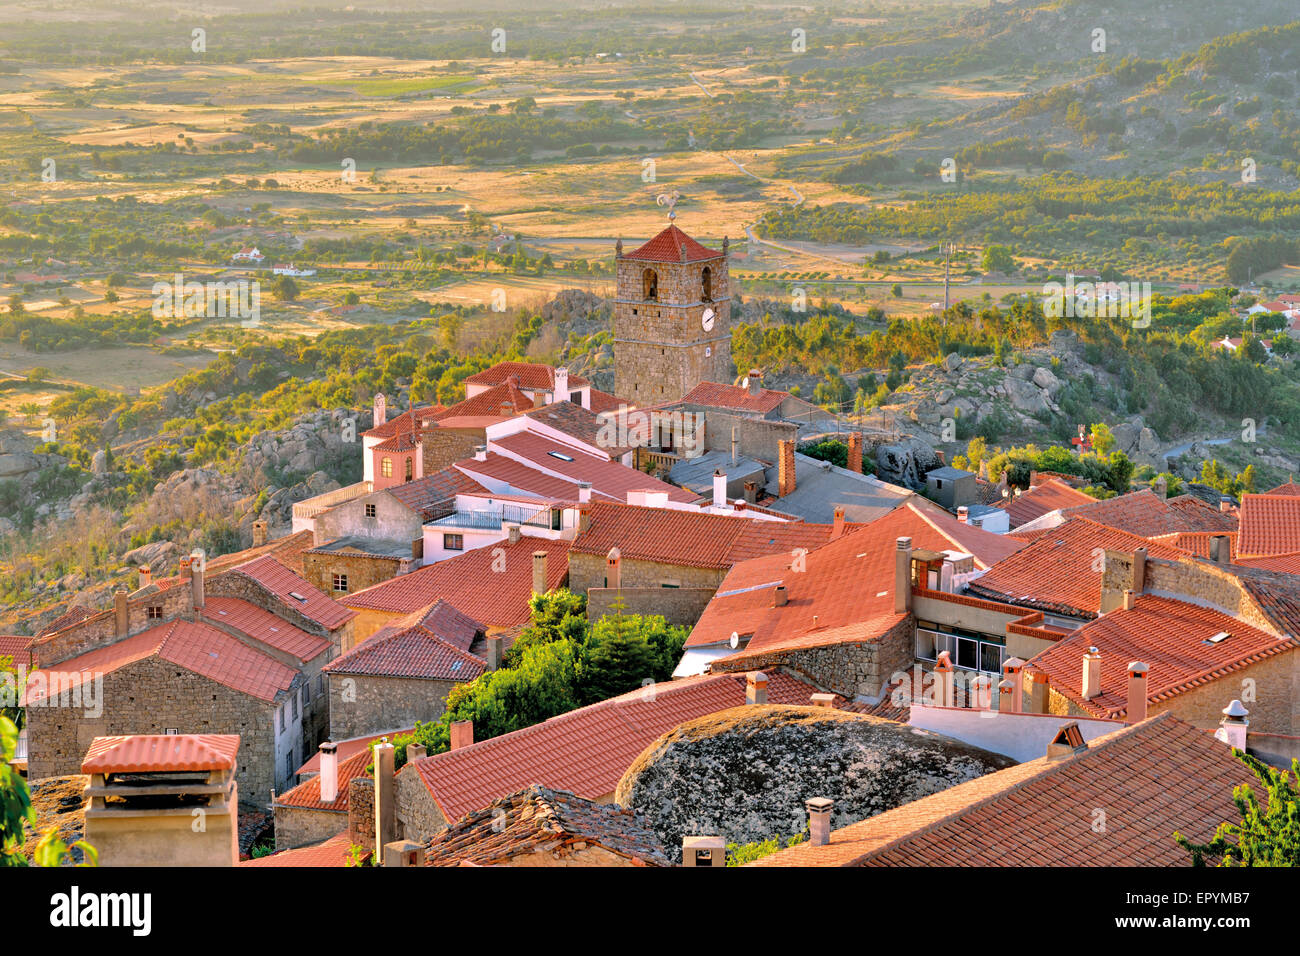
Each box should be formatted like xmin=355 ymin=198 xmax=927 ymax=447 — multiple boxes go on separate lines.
xmin=942 ymin=241 xmax=954 ymax=322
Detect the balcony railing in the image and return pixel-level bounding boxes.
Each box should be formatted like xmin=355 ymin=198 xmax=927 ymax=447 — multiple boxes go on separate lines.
xmin=291 ymin=481 xmax=374 ymax=521
xmin=428 ymin=502 xmax=553 ymax=531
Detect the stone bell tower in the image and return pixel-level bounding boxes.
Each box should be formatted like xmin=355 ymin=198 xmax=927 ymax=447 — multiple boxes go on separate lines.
xmin=613 ymin=223 xmax=731 ymax=403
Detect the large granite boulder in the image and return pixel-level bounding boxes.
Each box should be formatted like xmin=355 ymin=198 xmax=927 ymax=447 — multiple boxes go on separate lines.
xmin=615 ymin=705 xmax=1015 ymax=862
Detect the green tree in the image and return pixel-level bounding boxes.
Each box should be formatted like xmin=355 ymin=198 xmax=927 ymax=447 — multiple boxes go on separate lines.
xmin=577 ymin=611 xmax=658 ymax=705
xmin=981 ymin=245 xmax=1016 ymax=274
xmin=271 ymin=276 xmax=300 ymax=301
xmin=2 ymin=716 xmax=97 ymax=866
xmin=1175 ymin=751 xmax=1300 ymax=866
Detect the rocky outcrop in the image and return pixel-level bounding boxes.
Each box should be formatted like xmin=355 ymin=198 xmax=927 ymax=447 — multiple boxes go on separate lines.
xmin=872 ymin=435 xmax=943 ymax=489
xmin=615 ymin=705 xmax=1015 ymax=862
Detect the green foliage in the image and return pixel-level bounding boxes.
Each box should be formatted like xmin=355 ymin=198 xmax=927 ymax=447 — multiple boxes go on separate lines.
xmin=1 ymin=715 xmax=96 ymax=867
xmin=1175 ymin=752 xmax=1300 ymax=867
xmin=726 ymin=830 xmax=807 ymax=866
xmin=799 ymin=437 xmax=874 ymax=475
xmin=1199 ymin=459 xmax=1254 ymax=499
xmin=981 ymin=244 xmax=1016 ymax=274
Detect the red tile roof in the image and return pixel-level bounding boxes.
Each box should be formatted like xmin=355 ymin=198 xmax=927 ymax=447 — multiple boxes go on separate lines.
xmin=343 ymin=536 xmax=571 ymax=629
xmin=463 ymin=362 xmax=588 ymax=391
xmin=27 ymin=619 xmax=297 ymax=704
xmin=385 ymin=467 xmax=489 ymax=520
xmin=437 ymin=379 xmax=535 ymax=419
xmin=967 ymin=517 xmax=1189 ymax=618
xmin=230 ymin=556 xmax=355 ymax=631
xmin=82 ymin=734 xmax=240 ymax=774
xmin=407 ymin=670 xmax=827 ymax=823
xmin=1147 ymin=530 xmax=1237 ymax=561
xmin=750 ymin=714 xmax=1254 ymax=867
xmin=1265 ymin=480 xmax=1300 ymax=496
xmin=423 ymin=785 xmax=669 ymax=866
xmin=203 ymin=597 xmax=330 ymax=662
xmin=295 ymin=727 xmax=414 ymax=775
xmin=1051 ymin=489 xmax=1237 ymax=537
xmin=363 ymin=405 xmax=445 ymax=440
xmin=240 ymin=831 xmax=356 ymax=867
xmin=152 ymin=531 xmax=316 ymax=587
xmin=624 ymin=225 xmax=721 ymax=263
xmin=322 ymin=600 xmax=488 ymax=682
xmin=0 ymin=635 xmax=33 ymax=666
xmin=687 ymin=502 xmax=1022 ymax=654
xmin=455 ymin=452 xmax=589 ymax=501
xmin=998 ymin=478 xmax=1095 ymax=528
xmin=1236 ymin=551 xmax=1300 ymax=574
xmin=1026 ymin=594 xmax=1293 ymax=719
xmin=274 ymin=747 xmax=372 ymax=812
xmin=587 ymin=387 xmax=629 ymax=415
xmin=492 ymin=431 xmax=698 ymax=504
xmin=1236 ymin=493 xmax=1300 ymax=557
xmin=679 ymin=381 xmax=787 ymax=415
xmin=570 ymin=501 xmax=837 ymax=570
xmin=524 ymin=401 xmax=631 ymax=456
xmin=36 ymin=606 xmax=94 ymax=638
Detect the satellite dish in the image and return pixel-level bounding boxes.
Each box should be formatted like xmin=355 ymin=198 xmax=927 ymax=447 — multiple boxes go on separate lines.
xmin=729 ymin=632 xmax=739 ymax=649
xmin=701 ymin=307 xmax=715 ymax=331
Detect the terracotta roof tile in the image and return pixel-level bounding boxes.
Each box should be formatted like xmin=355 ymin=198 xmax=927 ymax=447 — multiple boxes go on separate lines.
xmin=751 ymin=714 xmax=1254 ymax=867
xmin=437 ymin=379 xmax=535 ymax=419
xmin=322 ymin=600 xmax=488 ymax=682
xmin=240 ymin=831 xmax=356 ymax=867
xmin=524 ymin=401 xmax=631 ymax=456
xmin=1039 ymin=489 xmax=1238 ymax=538
xmin=274 ymin=747 xmax=372 ymax=812
xmin=463 ymin=362 xmax=587 ymax=391
xmin=1265 ymin=480 xmax=1300 ymax=496
xmin=343 ymin=537 xmax=571 ymax=629
xmin=424 ymin=785 xmax=669 ymax=866
xmin=1026 ymin=594 xmax=1293 ymax=719
xmin=82 ymin=734 xmax=239 ymax=774
xmin=679 ymin=381 xmax=787 ymax=415
xmin=624 ymin=225 xmax=721 ymax=263
xmin=998 ymin=478 xmax=1095 ymax=528
xmin=1236 ymin=493 xmax=1300 ymax=558
xmin=455 ymin=452 xmax=590 ymax=500
xmin=587 ymin=387 xmax=629 ymax=415
xmin=491 ymin=431 xmax=698 ymax=504
xmin=0 ymin=635 xmax=34 ymax=666
xmin=362 ymin=405 xmax=445 ymax=440
xmin=385 ymin=467 xmax=489 ymax=520
xmin=230 ymin=556 xmax=355 ymax=631
xmin=967 ymin=517 xmax=1188 ymax=618
xmin=570 ymin=501 xmax=838 ymax=570
xmin=1236 ymin=550 xmax=1300 ymax=574
xmin=295 ymin=727 xmax=414 ymax=775
xmin=408 ymin=671 xmax=827 ymax=822
xmin=203 ymin=597 xmax=330 ymax=662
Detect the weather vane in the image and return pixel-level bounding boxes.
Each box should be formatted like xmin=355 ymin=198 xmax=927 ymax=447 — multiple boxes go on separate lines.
xmin=655 ymin=189 xmax=681 ymax=221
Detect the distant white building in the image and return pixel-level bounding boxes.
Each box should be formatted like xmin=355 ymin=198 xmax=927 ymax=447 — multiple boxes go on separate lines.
xmin=272 ymin=264 xmax=316 ymax=277
xmin=232 ymin=246 xmax=264 ymax=264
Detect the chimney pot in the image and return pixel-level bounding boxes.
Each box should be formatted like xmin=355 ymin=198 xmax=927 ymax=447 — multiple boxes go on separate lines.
xmin=605 ymin=547 xmax=622 ymax=589
xmin=190 ymin=550 xmax=205 ymax=612
xmin=1082 ymin=646 xmax=1103 ymax=700
xmin=406 ymin=743 xmax=427 ymax=762
xmin=114 ymin=586 xmax=129 ymax=637
xmin=845 ymin=432 xmax=863 ymax=474
xmin=319 ymin=741 xmax=339 ymax=804
xmin=773 ymin=584 xmax=788 ymax=607
xmin=474 ymin=445 xmax=487 ymax=462
xmin=832 ymin=506 xmax=846 ymax=538
xmin=957 ymin=506 xmax=969 ymax=524
xmin=747 ymin=370 xmax=762 ymax=396
xmin=252 ymin=520 xmax=268 ymax=548
xmin=810 ymin=693 xmax=835 ymax=708
xmin=373 ymin=392 xmax=387 ymax=427
xmin=1029 ymin=669 xmax=1051 ymax=714
xmin=745 ymin=671 xmax=768 ymax=706
xmin=894 ymin=536 xmax=913 ymax=614
xmin=450 ymin=720 xmax=473 ymax=751
xmin=554 ymin=366 xmax=569 ymax=401
xmin=1126 ymin=662 xmax=1149 ymax=723
xmin=1122 ymin=589 xmax=1136 ymax=611
xmin=805 ymin=797 xmax=834 ymax=846
xmin=578 ymin=481 xmax=592 ymax=504
xmin=138 ymin=565 xmax=152 ymax=589
xmin=507 ymin=524 xmax=521 ymax=545
xmin=1218 ymin=700 xmax=1249 ymax=750
xmin=682 ymin=835 xmax=726 ymax=867
xmin=1002 ymin=657 xmax=1025 ymax=713
xmin=712 ymin=470 xmax=726 ymax=509
xmin=532 ymin=550 xmax=548 ymax=595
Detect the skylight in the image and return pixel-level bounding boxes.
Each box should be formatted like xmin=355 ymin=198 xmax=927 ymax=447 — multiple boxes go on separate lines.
xmin=548 ymin=451 xmax=575 ymax=462
xmin=1205 ymin=631 xmax=1231 ymax=645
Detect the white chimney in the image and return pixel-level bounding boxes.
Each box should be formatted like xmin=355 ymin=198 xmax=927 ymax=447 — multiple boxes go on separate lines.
xmin=712 ymin=470 xmax=726 ymax=508
xmin=1082 ymin=646 xmax=1102 ymax=700
xmin=554 ymin=366 xmax=569 ymax=402
xmin=957 ymin=506 xmax=969 ymax=524
xmin=1001 ymin=657 xmax=1025 ymax=713
xmin=474 ymin=445 xmax=487 ymax=462
xmin=1122 ymin=589 xmax=1136 ymax=611
xmin=138 ymin=565 xmax=152 ymax=589
xmin=1217 ymin=699 xmax=1249 ymax=750
xmin=805 ymin=797 xmax=833 ymax=846
xmin=318 ymin=741 xmax=339 ymax=804
xmin=578 ymin=481 xmax=592 ymax=504
xmin=1126 ymin=661 xmax=1149 ymax=723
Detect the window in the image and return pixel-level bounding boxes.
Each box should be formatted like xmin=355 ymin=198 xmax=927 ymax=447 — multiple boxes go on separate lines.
xmin=547 ymin=450 xmax=574 ymax=462
xmin=642 ymin=268 xmax=658 ymax=301
xmin=404 ymin=457 xmax=413 ymax=482
xmin=291 ymin=694 xmax=299 ymax=720
xmin=551 ymin=509 xmax=562 ymax=531
xmin=302 ymin=682 xmax=310 ymax=705
xmin=444 ymin=533 xmax=464 ymax=551
xmin=279 ymin=707 xmax=285 ymax=733
xmin=660 ymin=581 xmax=680 ymax=589
xmin=381 ymin=457 xmax=392 ymax=478
xmin=701 ymin=265 xmax=712 ymax=302
xmin=364 ymin=503 xmax=377 ymax=518
xmin=916 ymin=625 xmax=1005 ymax=676
xmin=332 ymin=573 xmax=348 ymax=593
xmin=146 ymin=606 xmax=163 ymax=620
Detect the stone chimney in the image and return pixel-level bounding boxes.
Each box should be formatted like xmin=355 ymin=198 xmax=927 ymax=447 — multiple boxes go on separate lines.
xmin=507 ymin=525 xmax=521 ymax=545
xmin=1001 ymin=657 xmax=1025 ymax=713
xmin=712 ymin=470 xmax=726 ymax=508
xmin=1217 ymin=700 xmax=1249 ymax=750
xmin=810 ymin=693 xmax=835 ymax=708
xmin=578 ymin=481 xmax=592 ymax=504
xmin=450 ymin=720 xmax=473 ymax=751
xmin=531 ymin=550 xmax=547 ymax=595
xmin=1126 ymin=662 xmax=1148 ymax=723
xmin=137 ymin=565 xmax=152 ymax=590
xmin=190 ymin=551 xmax=205 ymax=612
xmin=772 ymin=584 xmax=788 ymax=607
xmin=743 ymin=480 xmax=758 ymax=504
xmin=407 ymin=743 xmax=427 ymax=762
xmin=934 ymin=651 xmax=955 ymax=707
xmin=605 ymin=547 xmax=621 ymax=589
xmin=554 ymin=366 xmax=569 ymax=401
xmin=1028 ymin=670 xmax=1051 ymax=714
xmin=831 ymin=505 xmax=845 ymax=539
xmin=1210 ymin=534 xmax=1231 ymax=564
xmin=745 ymin=671 xmax=768 ymax=705
xmin=382 ymin=841 xmax=425 ymax=867
xmin=578 ymin=505 xmax=592 ymax=534
xmin=893 ymin=536 xmax=913 ymax=614
xmin=114 ymin=586 xmax=129 ymax=638
xmin=682 ymin=835 xmax=726 ymax=867
xmin=747 ymin=369 xmax=762 ymax=396
xmin=777 ymin=439 xmax=796 ymax=497
xmin=1219 ymin=495 xmax=1234 ymax=513
xmin=846 ymin=432 xmax=863 ymax=474
xmin=252 ymin=520 xmax=268 ymax=548
xmin=997 ymin=679 xmax=1016 ymax=713
xmin=1122 ymin=588 xmax=1136 ymax=611
xmin=318 ymin=741 xmax=339 ymax=804
xmin=1154 ymin=475 xmax=1167 ymax=498
xmin=373 ymin=741 xmax=396 ymax=851
xmin=806 ymin=797 xmax=834 ymax=846
xmin=474 ymin=444 xmax=487 ymax=462
xmin=486 ymin=636 xmax=503 ymax=670
xmin=373 ymin=392 xmax=387 ymax=427
xmin=1028 ymin=469 xmax=1039 ymax=488
xmin=1082 ymin=646 xmax=1103 ymax=700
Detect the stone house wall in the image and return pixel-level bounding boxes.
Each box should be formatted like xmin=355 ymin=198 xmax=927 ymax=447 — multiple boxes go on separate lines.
xmin=422 ymin=427 xmax=486 ymax=474
xmin=273 ymin=805 xmax=347 ymax=851
xmin=33 ymin=585 xmax=195 ymax=667
xmin=395 ymin=765 xmax=448 ymax=846
xmin=568 ymin=552 xmax=726 ymax=595
xmin=586 ymin=587 xmax=716 ymax=627
xmin=301 ymin=551 xmax=402 ymax=602
xmin=327 ymin=673 xmax=460 ymax=740
xmin=316 ymin=489 xmax=425 ymax=545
